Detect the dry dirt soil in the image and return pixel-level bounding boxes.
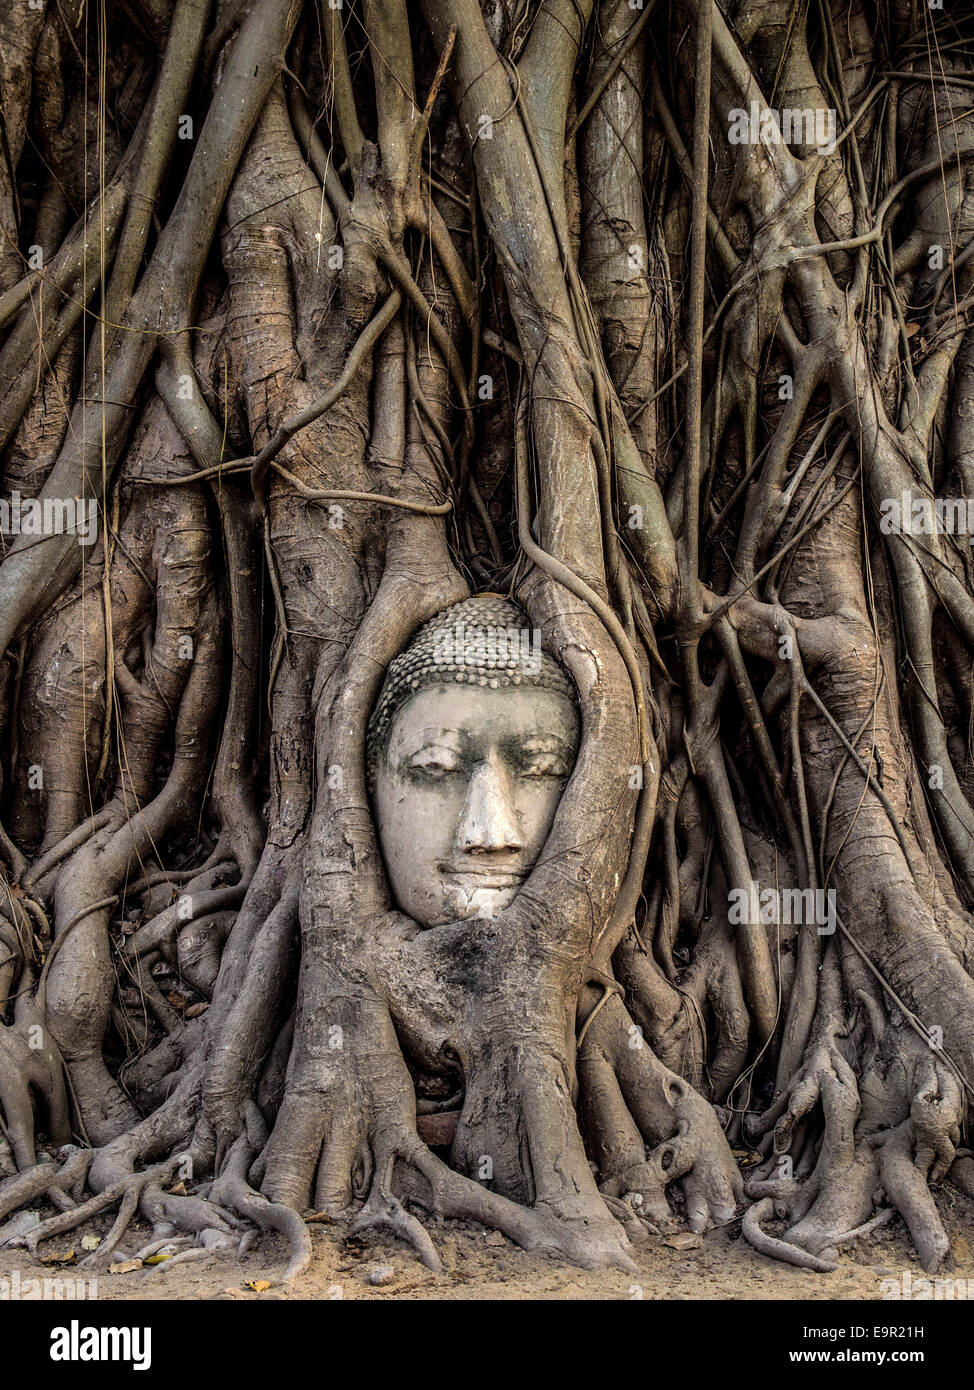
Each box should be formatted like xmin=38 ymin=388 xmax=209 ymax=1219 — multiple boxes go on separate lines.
xmin=3 ymin=1184 xmax=974 ymax=1301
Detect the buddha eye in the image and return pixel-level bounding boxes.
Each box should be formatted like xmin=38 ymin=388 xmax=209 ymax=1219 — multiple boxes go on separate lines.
xmin=519 ymin=750 xmax=569 ymax=778
xmin=405 ymin=750 xmax=461 ymax=782
xmin=413 ymin=763 xmax=453 ymax=782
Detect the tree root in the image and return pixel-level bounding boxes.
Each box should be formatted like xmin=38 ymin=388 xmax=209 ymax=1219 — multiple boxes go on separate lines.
xmin=742 ymin=1197 xmax=839 ymax=1273
xmin=5 ymin=1157 xmax=178 ymax=1259
xmin=0 ymin=1148 xmax=91 ymax=1225
xmin=581 ymin=992 xmax=743 ymax=1232
xmin=351 ymin=1158 xmax=444 ymax=1272
xmin=210 ymin=1124 xmax=312 ymax=1282
xmin=143 ymin=1246 xmax=217 ymax=1274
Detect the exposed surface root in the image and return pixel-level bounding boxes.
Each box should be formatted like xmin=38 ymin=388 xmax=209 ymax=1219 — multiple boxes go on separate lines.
xmin=743 ymin=1197 xmax=839 ymax=1273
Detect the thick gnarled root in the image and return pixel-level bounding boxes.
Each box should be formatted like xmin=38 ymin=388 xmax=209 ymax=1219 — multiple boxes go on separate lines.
xmin=744 ymin=990 xmax=963 ymax=1272
xmin=211 ymin=1129 xmax=312 ymax=1281
xmin=0 ymin=985 xmax=70 ymax=1169
xmin=580 ymin=993 xmax=743 ymax=1234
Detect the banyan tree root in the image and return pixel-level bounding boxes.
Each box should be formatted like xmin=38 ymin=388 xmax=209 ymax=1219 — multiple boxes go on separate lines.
xmin=3 ymin=0 xmax=974 ymax=1290
xmin=742 ymin=1199 xmax=839 ymax=1274
xmin=740 ymin=946 xmax=965 ymax=1272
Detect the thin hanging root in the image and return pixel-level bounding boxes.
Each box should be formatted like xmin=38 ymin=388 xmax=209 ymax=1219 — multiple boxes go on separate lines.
xmin=742 ymin=1197 xmax=838 ymax=1273
xmin=350 ymin=1158 xmax=443 ymax=1273
xmin=210 ymin=1134 xmax=311 ymax=1281
xmin=249 ymin=289 xmax=404 ymax=511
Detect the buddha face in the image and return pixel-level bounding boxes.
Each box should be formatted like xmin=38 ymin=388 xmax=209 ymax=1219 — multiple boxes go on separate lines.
xmin=373 ymin=682 xmax=580 ymax=928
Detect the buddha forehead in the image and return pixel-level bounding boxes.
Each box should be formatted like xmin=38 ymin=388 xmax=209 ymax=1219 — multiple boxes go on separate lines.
xmin=366 ymin=594 xmax=578 ymax=775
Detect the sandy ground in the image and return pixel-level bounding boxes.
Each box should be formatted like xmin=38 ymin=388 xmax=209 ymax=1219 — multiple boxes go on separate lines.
xmin=3 ymin=1182 xmax=973 ymax=1301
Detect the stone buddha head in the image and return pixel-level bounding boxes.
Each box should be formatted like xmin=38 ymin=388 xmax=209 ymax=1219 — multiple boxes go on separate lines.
xmin=367 ymin=595 xmax=580 ymax=928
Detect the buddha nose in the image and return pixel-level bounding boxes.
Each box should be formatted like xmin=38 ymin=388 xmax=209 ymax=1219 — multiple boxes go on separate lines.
xmin=457 ymin=754 xmax=522 ymax=854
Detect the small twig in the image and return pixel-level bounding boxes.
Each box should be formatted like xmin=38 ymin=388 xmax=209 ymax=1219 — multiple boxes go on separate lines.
xmin=410 ymin=24 xmax=457 ymax=174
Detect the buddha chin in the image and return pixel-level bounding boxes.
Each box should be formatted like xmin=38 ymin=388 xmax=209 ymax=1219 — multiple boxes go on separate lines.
xmin=439 ymin=864 xmax=531 ymax=925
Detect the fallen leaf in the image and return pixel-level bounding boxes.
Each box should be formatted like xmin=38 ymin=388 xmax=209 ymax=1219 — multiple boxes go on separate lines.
xmin=244 ymin=1279 xmax=270 ymax=1293
xmin=40 ymin=1249 xmax=75 ymax=1265
xmin=662 ymin=1232 xmax=703 ymax=1251
xmin=166 ymin=991 xmax=187 ymax=1010
xmin=110 ymin=1260 xmax=143 ymax=1274
xmin=732 ymin=1148 xmax=763 ymax=1167
xmin=168 ymin=1181 xmax=187 ymax=1197
xmin=185 ymin=1002 xmax=209 ymax=1019
xmin=143 ymin=1253 xmax=171 ymax=1265
xmin=80 ymin=1235 xmax=101 ymax=1251
xmin=304 ymin=1210 xmax=332 ymax=1224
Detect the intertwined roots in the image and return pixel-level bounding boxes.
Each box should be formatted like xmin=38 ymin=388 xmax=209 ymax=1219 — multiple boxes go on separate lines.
xmin=3 ymin=0 xmax=974 ymax=1284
